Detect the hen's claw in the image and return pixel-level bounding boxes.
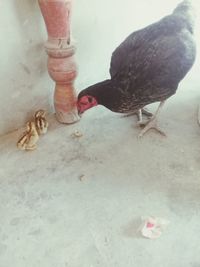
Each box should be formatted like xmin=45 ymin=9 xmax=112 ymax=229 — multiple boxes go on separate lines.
xmin=137 ymin=101 xmax=166 ymax=137
xmin=138 ymin=117 xmax=166 ymax=137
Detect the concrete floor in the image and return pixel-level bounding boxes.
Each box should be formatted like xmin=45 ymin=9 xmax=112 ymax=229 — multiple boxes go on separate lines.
xmin=1 ymin=76 xmax=200 ymax=267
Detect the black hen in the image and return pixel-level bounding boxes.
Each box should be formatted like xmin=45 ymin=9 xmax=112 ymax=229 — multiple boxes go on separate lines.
xmin=77 ymin=0 xmax=196 ymax=136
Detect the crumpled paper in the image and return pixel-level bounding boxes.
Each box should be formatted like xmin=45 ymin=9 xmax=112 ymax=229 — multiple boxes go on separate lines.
xmin=139 ymin=216 xmax=170 ymax=239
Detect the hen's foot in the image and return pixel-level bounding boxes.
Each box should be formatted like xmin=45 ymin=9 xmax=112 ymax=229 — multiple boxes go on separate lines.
xmin=138 ymin=117 xmax=166 ymax=137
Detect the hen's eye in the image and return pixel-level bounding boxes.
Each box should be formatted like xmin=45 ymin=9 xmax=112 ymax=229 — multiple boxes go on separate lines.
xmin=88 ymin=97 xmax=93 ymax=103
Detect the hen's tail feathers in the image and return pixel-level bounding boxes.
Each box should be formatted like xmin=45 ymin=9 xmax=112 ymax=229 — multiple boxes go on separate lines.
xmin=174 ymin=0 xmax=192 ymax=12
xmin=173 ymin=0 xmax=195 ymax=33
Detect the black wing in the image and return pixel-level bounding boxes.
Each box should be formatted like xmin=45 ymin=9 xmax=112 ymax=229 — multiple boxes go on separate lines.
xmin=109 ymin=14 xmax=196 ymax=99
xmin=110 ymin=13 xmax=195 ymax=80
xmin=109 ymin=17 xmax=169 ymax=79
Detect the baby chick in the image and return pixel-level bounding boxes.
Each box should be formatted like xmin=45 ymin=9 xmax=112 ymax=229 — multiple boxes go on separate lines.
xmin=34 ymin=110 xmax=48 ymax=135
xmin=17 ymin=122 xmax=39 ymax=151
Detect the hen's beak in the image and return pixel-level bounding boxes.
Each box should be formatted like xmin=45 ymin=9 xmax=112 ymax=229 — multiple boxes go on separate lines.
xmin=77 ymin=106 xmax=83 ymax=117
xmin=77 ymin=102 xmax=81 ymax=116
xmin=78 ymin=110 xmax=82 ymax=117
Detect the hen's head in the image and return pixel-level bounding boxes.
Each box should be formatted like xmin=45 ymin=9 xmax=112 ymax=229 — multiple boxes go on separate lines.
xmin=77 ymin=80 xmax=112 ymax=115
xmin=77 ymin=93 xmax=98 ymax=115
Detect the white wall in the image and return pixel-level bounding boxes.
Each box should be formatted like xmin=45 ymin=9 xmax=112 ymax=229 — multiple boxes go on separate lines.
xmin=0 ymin=0 xmax=199 ymax=135
xmin=0 ymin=0 xmax=53 ymax=135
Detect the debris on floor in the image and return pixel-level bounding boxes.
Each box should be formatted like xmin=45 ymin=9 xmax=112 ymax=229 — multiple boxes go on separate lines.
xmin=71 ymin=130 xmax=83 ymax=138
xmin=139 ymin=216 xmax=170 ymax=239
xmin=79 ymin=174 xmax=85 ymax=181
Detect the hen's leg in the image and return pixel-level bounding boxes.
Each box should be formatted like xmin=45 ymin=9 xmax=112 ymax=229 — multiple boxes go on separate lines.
xmin=138 ymin=101 xmax=166 ymax=137
xmin=141 ymin=108 xmax=153 ymax=118
xmin=124 ymin=108 xmax=153 ymax=118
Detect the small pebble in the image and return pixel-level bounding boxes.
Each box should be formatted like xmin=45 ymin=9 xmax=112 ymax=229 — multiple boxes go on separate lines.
xmin=71 ymin=130 xmax=83 ymax=138
xmin=79 ymin=175 xmax=85 ymax=181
